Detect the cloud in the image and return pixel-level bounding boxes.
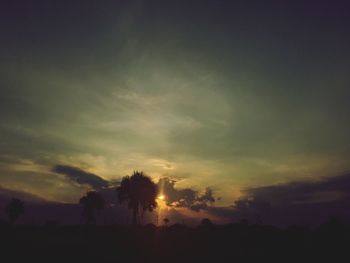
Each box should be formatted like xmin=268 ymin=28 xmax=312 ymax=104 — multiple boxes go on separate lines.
xmin=196 ymin=187 xmax=215 ymax=203
xmin=172 ymin=173 xmax=350 ymax=226
xmin=244 ymin=172 xmax=350 ymax=206
xmin=52 ymin=165 xmax=109 ymax=189
xmin=186 ymin=173 xmax=350 ymax=226
xmin=226 ymin=173 xmax=350 ymax=226
xmin=158 ymin=177 xmax=215 ymax=211
xmin=0 ymin=186 xmax=50 ymax=204
xmin=51 ymin=165 xmax=120 ymax=205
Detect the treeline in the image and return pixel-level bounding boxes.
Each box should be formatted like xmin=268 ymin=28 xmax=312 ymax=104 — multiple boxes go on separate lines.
xmin=2 ymin=171 xmax=163 ymax=226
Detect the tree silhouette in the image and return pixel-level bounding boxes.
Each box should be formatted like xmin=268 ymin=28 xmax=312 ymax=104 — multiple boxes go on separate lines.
xmin=117 ymin=171 xmax=158 ymax=225
xmin=163 ymin=217 xmax=169 ymax=226
xmin=5 ymin=198 xmax=24 ymax=224
xmin=79 ymin=191 xmax=105 ymax=225
xmin=200 ymin=218 xmax=213 ymax=227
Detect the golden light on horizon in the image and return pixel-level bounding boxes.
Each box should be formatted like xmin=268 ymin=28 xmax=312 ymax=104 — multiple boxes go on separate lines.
xmin=156 ymin=194 xmax=167 ymax=225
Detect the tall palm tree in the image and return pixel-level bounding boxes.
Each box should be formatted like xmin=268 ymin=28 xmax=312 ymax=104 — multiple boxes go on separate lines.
xmin=79 ymin=191 xmax=105 ymax=225
xmin=117 ymin=171 xmax=158 ymax=225
xmin=5 ymin=198 xmax=24 ymax=224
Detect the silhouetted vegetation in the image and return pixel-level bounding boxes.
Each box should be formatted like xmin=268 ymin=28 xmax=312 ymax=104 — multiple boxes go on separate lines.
xmin=200 ymin=218 xmax=213 ymax=227
xmin=4 ymin=198 xmax=24 ymax=224
xmin=163 ymin=217 xmax=169 ymax=226
xmin=117 ymin=171 xmax=158 ymax=225
xmin=79 ymin=191 xmax=105 ymax=225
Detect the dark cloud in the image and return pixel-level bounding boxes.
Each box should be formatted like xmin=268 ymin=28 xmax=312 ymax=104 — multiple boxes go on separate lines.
xmin=158 ymin=178 xmax=215 ymax=211
xmin=158 ymin=177 xmax=195 ymax=206
xmin=51 ymin=165 xmax=120 ymax=206
xmin=52 ymin=165 xmax=109 ymax=189
xmin=197 ymin=187 xmax=215 ymax=203
xmin=245 ymin=172 xmax=350 ymax=206
xmin=182 ymin=173 xmax=350 ymax=226
xmin=227 ymin=173 xmax=350 ymax=226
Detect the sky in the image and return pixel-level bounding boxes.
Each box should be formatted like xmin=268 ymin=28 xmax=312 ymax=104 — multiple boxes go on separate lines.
xmin=1 ymin=0 xmax=350 ymax=225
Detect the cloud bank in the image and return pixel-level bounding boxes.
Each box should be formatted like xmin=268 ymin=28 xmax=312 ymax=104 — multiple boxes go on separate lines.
xmin=158 ymin=177 xmax=216 ymax=211
xmin=52 ymin=165 xmax=109 ymax=189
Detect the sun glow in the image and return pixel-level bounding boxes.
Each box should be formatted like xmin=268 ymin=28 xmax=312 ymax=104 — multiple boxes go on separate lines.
xmin=157 ymin=194 xmax=167 ymax=208
xmin=156 ymin=194 xmax=168 ymax=225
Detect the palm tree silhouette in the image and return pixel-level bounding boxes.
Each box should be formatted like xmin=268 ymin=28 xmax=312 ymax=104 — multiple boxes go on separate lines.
xmin=5 ymin=198 xmax=24 ymax=224
xmin=79 ymin=191 xmax=105 ymax=225
xmin=117 ymin=171 xmax=158 ymax=225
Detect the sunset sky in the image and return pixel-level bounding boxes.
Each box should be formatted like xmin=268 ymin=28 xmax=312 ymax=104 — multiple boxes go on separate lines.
xmin=1 ymin=1 xmax=350 ymax=224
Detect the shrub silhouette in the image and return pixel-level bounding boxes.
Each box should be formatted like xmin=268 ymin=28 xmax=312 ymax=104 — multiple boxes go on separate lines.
xmin=79 ymin=191 xmax=105 ymax=225
xmin=163 ymin=217 xmax=169 ymax=226
xmin=5 ymin=198 xmax=24 ymax=225
xmin=117 ymin=171 xmax=158 ymax=225
xmin=200 ymin=218 xmax=213 ymax=227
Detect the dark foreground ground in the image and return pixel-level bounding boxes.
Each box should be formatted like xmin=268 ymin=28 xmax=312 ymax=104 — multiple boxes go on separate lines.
xmin=1 ymin=222 xmax=349 ymax=263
